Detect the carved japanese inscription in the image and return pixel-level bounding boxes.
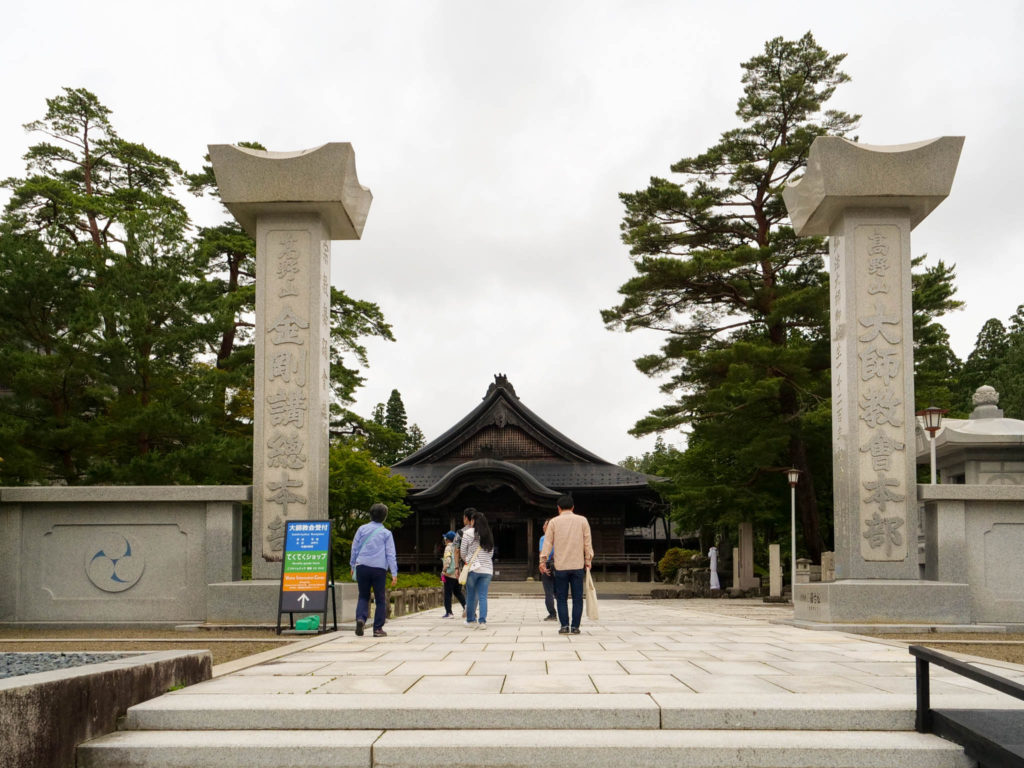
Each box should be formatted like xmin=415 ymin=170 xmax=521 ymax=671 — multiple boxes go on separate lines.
xmin=854 ymin=226 xmax=907 ymax=561
xmin=262 ymin=230 xmax=312 ymax=558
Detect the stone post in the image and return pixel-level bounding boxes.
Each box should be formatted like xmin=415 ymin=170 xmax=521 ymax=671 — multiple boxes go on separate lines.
xmin=737 ymin=522 xmax=758 ymax=590
xmin=782 ymin=137 xmax=970 ymax=623
xmin=209 ymin=144 xmax=372 ymax=579
xmin=732 ymin=547 xmax=739 ymax=591
xmin=768 ymin=544 xmax=782 ymax=597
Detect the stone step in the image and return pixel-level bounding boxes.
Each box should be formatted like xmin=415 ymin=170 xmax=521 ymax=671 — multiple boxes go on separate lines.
xmin=78 ymin=728 xmax=974 ymax=768
xmin=119 ymin=692 xmax=1017 ymax=732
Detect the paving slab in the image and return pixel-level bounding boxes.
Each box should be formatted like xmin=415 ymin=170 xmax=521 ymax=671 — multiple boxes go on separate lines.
xmin=313 ymin=676 xmax=419 ymax=694
xmin=405 ymin=675 xmax=503 ymax=693
xmin=502 ymin=674 xmax=596 ymax=693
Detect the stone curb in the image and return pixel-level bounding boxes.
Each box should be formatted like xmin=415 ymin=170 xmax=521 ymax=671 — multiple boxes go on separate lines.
xmin=1 ymin=649 xmax=210 ymax=768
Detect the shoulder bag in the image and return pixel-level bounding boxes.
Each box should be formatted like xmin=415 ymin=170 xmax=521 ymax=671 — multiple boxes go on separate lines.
xmin=585 ymin=570 xmax=599 ymax=620
xmin=458 ymin=548 xmax=479 ymax=586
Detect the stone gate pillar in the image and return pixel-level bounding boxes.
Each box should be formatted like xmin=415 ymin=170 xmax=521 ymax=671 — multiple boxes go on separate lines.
xmin=783 ymin=137 xmax=970 ymax=623
xmin=209 ymin=144 xmax=372 ymax=579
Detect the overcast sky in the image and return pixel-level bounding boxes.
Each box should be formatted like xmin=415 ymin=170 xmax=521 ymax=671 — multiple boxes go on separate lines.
xmin=2 ymin=1 xmax=1022 ymax=463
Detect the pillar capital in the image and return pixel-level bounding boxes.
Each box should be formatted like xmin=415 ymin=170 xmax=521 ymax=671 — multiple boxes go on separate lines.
xmin=208 ymin=143 xmax=372 ymax=240
xmin=783 ymin=136 xmax=963 ymax=236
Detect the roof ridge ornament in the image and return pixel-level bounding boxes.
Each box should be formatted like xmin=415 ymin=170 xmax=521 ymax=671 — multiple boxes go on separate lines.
xmin=485 ymin=373 xmax=518 ymax=399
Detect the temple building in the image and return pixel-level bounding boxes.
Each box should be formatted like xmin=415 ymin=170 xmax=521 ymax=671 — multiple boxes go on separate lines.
xmin=389 ymin=375 xmax=667 ymax=580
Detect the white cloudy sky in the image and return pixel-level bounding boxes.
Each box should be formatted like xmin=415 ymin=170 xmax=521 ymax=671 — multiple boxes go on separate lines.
xmin=2 ymin=1 xmax=1022 ymax=462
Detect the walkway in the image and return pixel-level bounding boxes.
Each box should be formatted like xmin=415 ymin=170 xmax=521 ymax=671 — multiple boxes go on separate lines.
xmin=78 ymin=598 xmax=1024 ymax=767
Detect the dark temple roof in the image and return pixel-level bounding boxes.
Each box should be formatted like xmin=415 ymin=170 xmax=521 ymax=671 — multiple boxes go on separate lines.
xmin=391 ymin=375 xmax=656 ymax=498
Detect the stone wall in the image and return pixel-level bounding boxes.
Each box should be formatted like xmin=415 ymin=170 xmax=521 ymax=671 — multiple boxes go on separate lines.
xmin=920 ymin=484 xmax=1024 ymax=624
xmin=0 ymin=486 xmax=250 ymax=623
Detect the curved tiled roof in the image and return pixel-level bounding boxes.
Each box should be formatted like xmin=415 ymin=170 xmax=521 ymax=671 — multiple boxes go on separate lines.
xmin=391 ymin=376 xmax=657 ymax=493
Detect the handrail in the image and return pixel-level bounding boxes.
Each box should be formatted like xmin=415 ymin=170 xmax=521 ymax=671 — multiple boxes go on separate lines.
xmin=910 ymin=643 xmax=1024 ymax=756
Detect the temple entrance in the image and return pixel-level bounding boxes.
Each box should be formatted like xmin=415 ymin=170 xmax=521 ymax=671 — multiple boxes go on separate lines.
xmin=492 ymin=519 xmax=528 ymax=579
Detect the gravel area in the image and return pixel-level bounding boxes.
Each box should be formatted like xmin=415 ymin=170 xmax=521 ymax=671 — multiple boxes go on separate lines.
xmin=0 ymin=627 xmax=295 ymax=667
xmin=1 ymin=651 xmax=130 ymax=679
xmin=867 ymin=633 xmax=1024 ymax=665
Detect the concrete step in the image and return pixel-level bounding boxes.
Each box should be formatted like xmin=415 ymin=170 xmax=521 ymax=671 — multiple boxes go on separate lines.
xmin=120 ymin=691 xmax=1016 ymax=732
xmin=78 ymin=728 xmax=974 ymax=768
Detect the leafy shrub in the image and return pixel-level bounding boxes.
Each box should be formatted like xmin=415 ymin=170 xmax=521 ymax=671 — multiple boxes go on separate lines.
xmin=658 ymin=547 xmax=701 ymax=581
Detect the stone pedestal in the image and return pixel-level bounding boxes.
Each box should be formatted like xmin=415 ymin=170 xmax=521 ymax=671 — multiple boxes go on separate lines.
xmin=209 ymin=144 xmax=372 ymax=579
xmin=783 ymin=136 xmax=969 ymax=623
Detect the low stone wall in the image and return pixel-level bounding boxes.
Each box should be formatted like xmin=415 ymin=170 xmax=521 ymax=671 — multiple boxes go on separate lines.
xmin=921 ymin=484 xmax=1024 ymax=624
xmin=0 ymin=649 xmax=210 ymax=768
xmin=388 ymin=587 xmax=443 ymax=617
xmin=0 ymin=486 xmax=250 ymax=623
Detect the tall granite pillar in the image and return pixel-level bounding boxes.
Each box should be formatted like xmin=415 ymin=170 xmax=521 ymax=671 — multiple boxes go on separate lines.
xmin=782 ymin=137 xmax=969 ymax=623
xmin=209 ymin=144 xmax=372 ymax=579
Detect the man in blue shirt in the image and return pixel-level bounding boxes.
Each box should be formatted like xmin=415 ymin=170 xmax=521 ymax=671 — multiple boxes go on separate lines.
xmin=350 ymin=503 xmax=398 ymax=637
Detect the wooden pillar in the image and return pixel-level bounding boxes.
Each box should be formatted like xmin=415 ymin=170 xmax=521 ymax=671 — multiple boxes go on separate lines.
xmin=527 ymin=517 xmax=535 ymax=575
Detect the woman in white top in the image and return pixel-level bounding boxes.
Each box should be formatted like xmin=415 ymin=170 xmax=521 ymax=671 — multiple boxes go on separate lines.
xmin=459 ymin=507 xmax=495 ymax=627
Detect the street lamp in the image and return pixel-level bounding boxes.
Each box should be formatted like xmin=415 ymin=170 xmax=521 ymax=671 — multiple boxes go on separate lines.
xmin=916 ymin=406 xmax=947 ymax=484
xmin=786 ymin=467 xmax=801 ymax=600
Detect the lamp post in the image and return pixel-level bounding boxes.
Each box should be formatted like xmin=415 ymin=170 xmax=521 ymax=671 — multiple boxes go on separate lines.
xmin=786 ymin=468 xmax=801 ymax=599
xmin=916 ymin=406 xmax=947 ymax=484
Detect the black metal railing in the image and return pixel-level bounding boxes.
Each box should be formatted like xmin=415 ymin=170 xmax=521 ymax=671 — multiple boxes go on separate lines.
xmin=911 ymin=644 xmax=1024 ymax=768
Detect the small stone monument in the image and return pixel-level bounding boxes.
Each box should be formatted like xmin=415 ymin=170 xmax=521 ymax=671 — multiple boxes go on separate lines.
xmin=768 ymin=544 xmax=782 ymax=597
xmin=783 ymin=137 xmax=970 ymax=623
xmin=821 ymin=551 xmax=835 ymax=582
xmin=209 ymin=144 xmax=372 ymax=579
xmin=736 ymin=522 xmax=759 ymax=590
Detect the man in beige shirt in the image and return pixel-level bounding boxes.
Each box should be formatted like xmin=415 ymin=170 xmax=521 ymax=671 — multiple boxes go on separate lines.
xmin=539 ymin=495 xmax=594 ymax=634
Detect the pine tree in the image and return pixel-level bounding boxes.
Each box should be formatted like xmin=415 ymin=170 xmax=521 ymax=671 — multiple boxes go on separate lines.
xmin=1 ymin=87 xmax=213 ymax=483
xmin=962 ymin=318 xmax=1009 ymax=404
xmin=603 ymin=33 xmax=858 ymax=560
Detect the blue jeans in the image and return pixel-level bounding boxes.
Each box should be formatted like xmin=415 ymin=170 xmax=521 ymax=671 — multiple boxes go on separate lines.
xmin=554 ymin=568 xmax=585 ymax=628
xmin=465 ymin=571 xmax=492 ymax=623
xmin=355 ymin=565 xmax=388 ymax=631
xmin=540 ymin=569 xmax=556 ymax=616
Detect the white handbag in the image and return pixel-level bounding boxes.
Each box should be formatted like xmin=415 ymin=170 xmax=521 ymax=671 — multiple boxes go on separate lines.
xmin=584 ymin=570 xmax=599 ymax=620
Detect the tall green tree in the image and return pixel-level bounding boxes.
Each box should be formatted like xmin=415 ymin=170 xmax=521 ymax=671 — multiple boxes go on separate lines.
xmin=911 ymin=256 xmax=964 ymax=414
xmin=961 ymin=318 xmax=1009 ymax=401
xmin=998 ymin=305 xmax=1024 ymax=419
xmin=0 ymin=88 xmax=397 ymax=487
xmin=328 ymin=435 xmax=412 ymax=566
xmin=603 ymin=33 xmax=858 ymax=561
xmin=364 ymin=388 xmax=424 ymax=466
xmin=0 ymin=87 xmax=216 ymax=483
xmin=957 ymin=305 xmax=1024 ymax=419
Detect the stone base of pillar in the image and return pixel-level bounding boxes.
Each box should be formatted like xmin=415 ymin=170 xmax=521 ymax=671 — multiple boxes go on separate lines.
xmin=792 ymin=579 xmax=970 ymax=625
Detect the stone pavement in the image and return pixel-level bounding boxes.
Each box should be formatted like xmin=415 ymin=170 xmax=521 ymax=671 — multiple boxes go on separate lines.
xmin=79 ymin=598 xmax=1024 ymax=767
xmin=197 ymin=598 xmax=1024 ymax=699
